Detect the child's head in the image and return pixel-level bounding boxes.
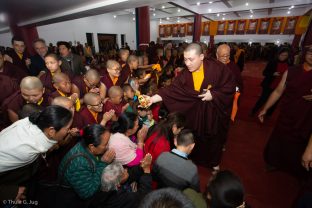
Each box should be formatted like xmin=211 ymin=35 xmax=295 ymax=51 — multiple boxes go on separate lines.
xmin=137 ymin=106 xmax=149 ymax=118
xmin=108 ymin=86 xmax=123 ymax=105
xmin=52 ymin=72 xmax=72 ymax=94
xmin=45 ymin=53 xmax=61 ymax=73
xmin=122 ymin=84 xmax=135 ymax=100
xmin=19 ymin=103 xmax=43 ymax=119
xmin=174 ymin=129 xmax=195 ymax=155
xmin=127 ymin=55 xmax=139 ymax=70
xmin=119 ymin=49 xmax=130 ymax=62
xmin=206 ymin=170 xmax=245 ymax=208
xmin=159 ymin=75 xmax=172 ymax=88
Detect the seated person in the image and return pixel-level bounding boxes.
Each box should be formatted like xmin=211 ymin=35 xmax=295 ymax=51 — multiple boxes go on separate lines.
xmin=144 ymin=112 xmax=185 ymax=166
xmin=2 ymin=76 xmax=49 ymax=124
xmin=72 ymin=69 xmax=107 ymax=103
xmin=123 ymin=84 xmax=138 ymax=113
xmin=137 ymin=106 xmax=155 ymax=129
xmin=40 ymin=53 xmax=75 ymax=94
xmin=49 ymin=73 xmax=80 ymax=111
xmin=109 ymin=112 xmax=148 ymax=167
xmin=90 ymin=154 xmax=152 ymax=208
xmin=153 ymin=129 xmax=200 ymax=192
xmin=205 ymin=170 xmax=247 ymax=208
xmin=103 ymin=86 xmax=128 ymax=121
xmin=79 ymin=93 xmax=114 ymax=127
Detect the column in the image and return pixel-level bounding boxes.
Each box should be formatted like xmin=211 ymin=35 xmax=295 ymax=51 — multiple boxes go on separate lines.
xmin=135 ymin=6 xmax=150 ymax=51
xmin=192 ymin=14 xmax=202 ymax=43
xmin=10 ymin=22 xmax=39 ymax=56
xmin=302 ymin=17 xmax=312 ymax=47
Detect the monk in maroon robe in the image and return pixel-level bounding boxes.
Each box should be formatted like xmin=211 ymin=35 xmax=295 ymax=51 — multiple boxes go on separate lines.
xmin=0 ymin=53 xmax=28 ymax=83
xmin=2 ymin=76 xmax=49 ymax=124
xmin=148 ymin=43 xmax=236 ymax=168
xmin=101 ymin=60 xmax=122 ymax=92
xmin=259 ymin=47 xmax=312 ymax=183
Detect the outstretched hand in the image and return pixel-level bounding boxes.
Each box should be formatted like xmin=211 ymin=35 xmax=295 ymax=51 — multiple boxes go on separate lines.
xmin=258 ymin=110 xmax=266 ymax=123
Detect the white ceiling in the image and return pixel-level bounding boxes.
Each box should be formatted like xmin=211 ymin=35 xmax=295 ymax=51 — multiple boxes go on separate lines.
xmin=0 ymin=0 xmax=311 ymax=33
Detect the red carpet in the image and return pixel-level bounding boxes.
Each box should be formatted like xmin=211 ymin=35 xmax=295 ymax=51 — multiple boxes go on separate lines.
xmin=198 ymin=61 xmax=300 ymax=208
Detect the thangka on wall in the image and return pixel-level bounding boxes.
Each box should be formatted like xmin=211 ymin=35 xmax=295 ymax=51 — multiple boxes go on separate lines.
xmin=271 ymin=17 xmax=284 ymax=34
xmin=202 ymin=22 xmax=210 ymax=36
xmin=186 ymin=23 xmax=193 ymax=36
xmin=258 ymin=18 xmax=270 ymax=34
xmin=159 ymin=25 xmax=165 ymax=37
xmin=284 ymin=16 xmax=298 ymax=34
xmin=165 ymin=25 xmax=172 ymax=37
xmin=236 ymin=20 xmax=246 ymax=34
xmin=172 ymin=24 xmax=179 ymax=37
xmin=226 ymin=20 xmax=235 ymax=35
xmin=217 ymin=21 xmax=226 ymax=35
xmin=179 ymin=24 xmax=186 ymax=37
xmin=247 ymin=19 xmax=258 ymax=34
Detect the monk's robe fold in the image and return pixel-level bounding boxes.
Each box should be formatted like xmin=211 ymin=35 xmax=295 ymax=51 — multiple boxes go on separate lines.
xmin=158 ymin=59 xmax=236 ymax=167
xmin=78 ymin=106 xmax=103 ymax=128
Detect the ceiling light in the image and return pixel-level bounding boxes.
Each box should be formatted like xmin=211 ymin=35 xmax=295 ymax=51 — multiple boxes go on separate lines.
xmin=162 ymin=5 xmax=165 ymax=9
xmin=222 ymin=17 xmax=225 ymax=20
xmin=177 ymin=20 xmax=180 ymax=23
xmin=250 ymin=14 xmax=253 ymax=18
xmin=250 ymin=9 xmax=253 ymax=13
xmin=133 ymin=17 xmax=135 ymax=21
xmin=113 ymin=15 xmax=117 ymax=18
xmin=245 ymin=2 xmax=249 ymax=6
xmin=287 ymin=11 xmax=290 ymax=14
xmin=0 ymin=13 xmax=7 ymax=22
xmin=132 ymin=11 xmax=135 ymax=14
xmin=223 ymin=13 xmax=226 ymax=16
xmin=217 ymin=13 xmax=220 ymax=17
xmin=208 ymin=9 xmax=212 ymax=12
xmin=290 ymin=5 xmax=294 ymax=9
xmin=197 ymin=2 xmax=201 ymax=6
xmin=209 ymin=1 xmax=213 ymax=4
xmin=177 ymin=8 xmax=181 ymax=12
xmin=166 ymin=17 xmax=170 ymax=20
xmin=153 ymin=13 xmax=156 ymax=16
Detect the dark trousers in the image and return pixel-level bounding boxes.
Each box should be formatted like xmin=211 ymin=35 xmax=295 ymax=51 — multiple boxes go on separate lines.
xmin=251 ymin=87 xmax=278 ymax=116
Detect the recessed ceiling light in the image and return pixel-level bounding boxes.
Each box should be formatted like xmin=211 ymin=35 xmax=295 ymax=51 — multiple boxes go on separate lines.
xmin=290 ymin=5 xmax=294 ymax=9
xmin=222 ymin=17 xmax=225 ymax=20
xmin=217 ymin=13 xmax=220 ymax=17
xmin=153 ymin=13 xmax=156 ymax=16
xmin=197 ymin=2 xmax=201 ymax=6
xmin=177 ymin=20 xmax=180 ymax=23
xmin=208 ymin=9 xmax=212 ymax=12
xmin=250 ymin=14 xmax=253 ymax=18
xmin=209 ymin=1 xmax=213 ymax=4
xmin=132 ymin=11 xmax=135 ymax=14
xmin=177 ymin=8 xmax=181 ymax=12
xmin=113 ymin=15 xmax=117 ymax=18
xmin=166 ymin=17 xmax=170 ymax=20
xmin=223 ymin=13 xmax=226 ymax=16
xmin=162 ymin=5 xmax=165 ymax=9
xmin=287 ymin=11 xmax=291 ymax=14
xmin=133 ymin=17 xmax=135 ymax=21
xmin=245 ymin=2 xmax=249 ymax=6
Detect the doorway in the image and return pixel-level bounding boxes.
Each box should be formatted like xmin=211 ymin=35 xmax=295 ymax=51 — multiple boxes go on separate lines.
xmin=97 ymin=33 xmax=117 ymax=52
xmin=86 ymin=33 xmax=94 ymax=47
xmin=121 ymin=34 xmax=125 ymax=48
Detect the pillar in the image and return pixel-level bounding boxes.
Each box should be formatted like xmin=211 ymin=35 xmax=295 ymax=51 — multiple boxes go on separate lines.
xmin=193 ymin=14 xmax=202 ymax=43
xmin=135 ymin=6 xmax=150 ymax=51
xmin=291 ymin=34 xmax=302 ymax=49
xmin=9 ymin=22 xmax=39 ymax=56
xmin=302 ymin=16 xmax=312 ymax=47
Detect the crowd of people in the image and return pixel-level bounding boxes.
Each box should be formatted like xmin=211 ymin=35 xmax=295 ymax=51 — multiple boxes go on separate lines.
xmin=0 ymin=34 xmax=311 ymax=208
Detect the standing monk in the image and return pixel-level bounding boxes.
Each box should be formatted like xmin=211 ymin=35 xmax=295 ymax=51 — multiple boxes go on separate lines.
xmin=146 ymin=43 xmax=236 ymax=169
xmin=258 ymin=46 xmax=312 ymax=182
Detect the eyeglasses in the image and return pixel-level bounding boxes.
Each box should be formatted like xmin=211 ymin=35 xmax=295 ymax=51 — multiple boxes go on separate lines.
xmin=219 ymin=55 xmax=230 ymax=58
xmin=89 ymin=102 xmax=103 ymax=107
xmin=85 ymin=79 xmax=99 ymax=88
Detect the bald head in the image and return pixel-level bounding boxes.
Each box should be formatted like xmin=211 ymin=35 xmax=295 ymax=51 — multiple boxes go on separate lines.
xmin=20 ymin=76 xmax=43 ymax=90
xmin=85 ymin=69 xmax=100 ymax=81
xmin=108 ymin=86 xmax=123 ymax=98
xmin=184 ymin=43 xmax=203 ymax=55
xmin=52 ymin=72 xmax=70 ymax=84
xmin=51 ymin=96 xmax=74 ymax=114
xmin=216 ymin=44 xmax=230 ymax=64
xmin=83 ymin=92 xmax=101 ymax=105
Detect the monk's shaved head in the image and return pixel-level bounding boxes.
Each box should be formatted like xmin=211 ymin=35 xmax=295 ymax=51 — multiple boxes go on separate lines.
xmin=184 ymin=43 xmax=203 ymax=55
xmin=106 ymin=60 xmax=120 ymax=70
xmin=216 ymin=44 xmax=231 ymax=64
xmin=51 ymin=96 xmax=74 ymax=114
xmin=83 ymin=92 xmax=101 ymax=105
xmin=108 ymin=86 xmax=123 ymax=98
xmin=52 ymin=72 xmax=70 ymax=84
xmin=216 ymin=44 xmax=230 ymax=54
xmin=20 ymin=76 xmax=43 ymax=90
xmin=85 ymin=69 xmax=100 ymax=81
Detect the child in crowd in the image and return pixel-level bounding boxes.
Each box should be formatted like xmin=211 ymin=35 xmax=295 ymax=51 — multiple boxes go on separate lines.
xmin=122 ymin=84 xmax=138 ymax=113
xmin=137 ymin=106 xmax=155 ymax=129
xmin=103 ymin=86 xmax=128 ymax=121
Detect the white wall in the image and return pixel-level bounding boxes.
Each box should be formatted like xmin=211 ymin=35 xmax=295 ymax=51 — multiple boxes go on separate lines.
xmin=0 ymin=32 xmax=13 ymax=47
xmin=37 ymin=13 xmax=137 ymax=51
xmin=150 ymin=20 xmax=158 ymax=43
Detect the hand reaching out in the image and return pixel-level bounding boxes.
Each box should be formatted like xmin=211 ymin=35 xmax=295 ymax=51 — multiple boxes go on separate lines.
xmin=258 ymin=110 xmax=266 ymax=123
xmin=302 ymin=148 xmax=312 ymax=171
xmin=140 ymin=153 xmax=152 ymax=173
xmin=137 ymin=125 xmax=148 ymax=143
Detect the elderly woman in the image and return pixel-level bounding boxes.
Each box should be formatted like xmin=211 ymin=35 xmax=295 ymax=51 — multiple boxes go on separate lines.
xmin=58 ymin=124 xmax=115 ymax=201
xmin=90 ymin=154 xmax=152 ymax=208
xmin=0 ymin=105 xmax=73 ymax=202
xmin=109 ymin=112 xmax=148 ymax=167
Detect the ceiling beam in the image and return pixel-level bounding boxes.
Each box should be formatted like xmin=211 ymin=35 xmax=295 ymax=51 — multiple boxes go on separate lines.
xmin=220 ymin=0 xmax=232 ymax=8
xmin=169 ymin=1 xmax=199 ymax=14
xmin=233 ymin=11 xmax=240 ymax=17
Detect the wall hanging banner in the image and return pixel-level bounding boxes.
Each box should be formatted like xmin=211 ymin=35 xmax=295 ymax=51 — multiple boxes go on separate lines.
xmin=227 ymin=20 xmax=236 ymax=35
xmin=165 ymin=25 xmax=172 ymax=37
xmin=236 ymin=20 xmax=246 ymax=34
xmin=179 ymin=24 xmax=186 ymax=37
xmin=271 ymin=17 xmax=284 ymax=34
xmin=202 ymin=22 xmax=210 ymax=36
xmin=172 ymin=24 xmax=179 ymax=37
xmin=217 ymin=21 xmax=226 ymax=35
xmin=247 ymin=19 xmax=258 ymax=34
xmin=284 ymin=16 xmax=298 ymax=34
xmin=258 ymin=18 xmax=270 ymax=34
xmin=159 ymin=25 xmax=165 ymax=37
xmin=186 ymin=23 xmax=193 ymax=36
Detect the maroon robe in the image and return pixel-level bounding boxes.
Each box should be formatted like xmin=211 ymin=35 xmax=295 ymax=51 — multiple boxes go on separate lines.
xmin=5 ymin=50 xmax=30 ymax=75
xmin=1 ymin=90 xmax=49 ymax=126
xmin=40 ymin=68 xmax=74 ymax=94
xmin=72 ymin=75 xmax=89 ymax=99
xmin=103 ymin=99 xmax=123 ymax=118
xmin=158 ymin=58 xmax=236 ymax=167
xmin=78 ymin=106 xmax=103 ymax=127
xmin=0 ymin=62 xmax=28 ymax=83
xmin=227 ymin=61 xmax=244 ymax=93
xmin=264 ymin=65 xmax=312 ymax=178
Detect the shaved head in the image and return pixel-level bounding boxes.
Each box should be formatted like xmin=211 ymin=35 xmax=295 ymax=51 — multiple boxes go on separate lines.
xmin=85 ymin=69 xmax=100 ymax=81
xmin=52 ymin=72 xmax=70 ymax=84
xmin=83 ymin=92 xmax=101 ymax=105
xmin=217 ymin=44 xmax=230 ymax=54
xmin=216 ymin=44 xmax=231 ymax=64
xmin=108 ymin=86 xmax=123 ymax=98
xmin=184 ymin=43 xmax=203 ymax=55
xmin=51 ymin=96 xmax=74 ymax=114
xmin=20 ymin=76 xmax=43 ymax=90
